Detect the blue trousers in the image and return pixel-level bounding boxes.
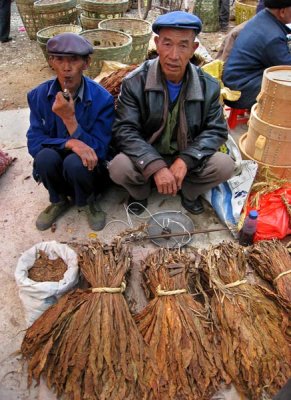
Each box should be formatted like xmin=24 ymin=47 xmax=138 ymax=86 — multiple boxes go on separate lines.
xmin=33 ymin=148 xmax=107 ymax=206
xmin=0 ymin=0 xmax=11 ymax=41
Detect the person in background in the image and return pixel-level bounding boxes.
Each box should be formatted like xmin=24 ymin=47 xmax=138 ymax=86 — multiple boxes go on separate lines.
xmin=27 ymin=33 xmax=114 ymax=231
xmin=222 ymin=0 xmax=291 ymax=110
xmin=108 ymin=11 xmax=235 ymax=216
xmin=0 ymin=0 xmax=12 ymax=43
xmin=219 ymin=0 xmax=230 ymax=32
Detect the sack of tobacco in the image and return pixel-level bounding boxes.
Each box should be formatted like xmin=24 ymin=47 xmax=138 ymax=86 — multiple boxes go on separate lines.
xmin=15 ymin=240 xmax=79 ymax=326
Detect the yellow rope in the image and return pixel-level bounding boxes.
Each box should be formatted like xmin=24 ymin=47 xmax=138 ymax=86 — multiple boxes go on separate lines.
xmin=274 ymin=270 xmax=291 ymax=282
xmin=91 ymin=282 xmax=126 ymax=293
xmin=156 ymin=284 xmax=187 ymax=296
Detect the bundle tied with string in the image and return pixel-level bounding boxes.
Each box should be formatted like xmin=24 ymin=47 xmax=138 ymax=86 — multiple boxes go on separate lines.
xmin=190 ymin=242 xmax=291 ymax=398
xmin=21 ymin=239 xmax=157 ymax=400
xmin=134 ymin=248 xmax=229 ymax=400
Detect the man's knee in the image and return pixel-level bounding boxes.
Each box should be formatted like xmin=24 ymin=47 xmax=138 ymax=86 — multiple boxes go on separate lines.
xmin=207 ymin=152 xmax=235 ymax=181
xmin=34 ymin=148 xmax=61 ymax=172
xmin=108 ymin=153 xmax=135 ymax=185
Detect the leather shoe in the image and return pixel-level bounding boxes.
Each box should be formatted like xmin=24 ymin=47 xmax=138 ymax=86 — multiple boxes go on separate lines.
xmin=1 ymin=37 xmax=13 ymax=43
xmin=181 ymin=195 xmax=204 ymax=215
xmin=127 ymin=196 xmax=148 ymax=215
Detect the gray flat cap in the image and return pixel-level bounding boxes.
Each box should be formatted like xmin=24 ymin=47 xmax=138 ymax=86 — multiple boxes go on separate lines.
xmin=47 ymin=32 xmax=93 ymax=56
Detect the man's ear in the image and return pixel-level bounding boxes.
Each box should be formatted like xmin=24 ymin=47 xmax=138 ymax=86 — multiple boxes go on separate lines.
xmin=193 ymin=41 xmax=199 ymax=52
xmin=154 ymin=35 xmax=159 ymax=53
xmin=82 ymin=56 xmax=91 ymax=70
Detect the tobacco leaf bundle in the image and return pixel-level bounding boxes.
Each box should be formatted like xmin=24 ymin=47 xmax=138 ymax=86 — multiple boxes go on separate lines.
xmin=21 ymin=239 xmax=155 ymax=400
xmin=247 ymin=240 xmax=291 ymax=303
xmin=195 ymin=242 xmax=291 ymax=399
xmin=134 ymin=248 xmax=228 ymax=400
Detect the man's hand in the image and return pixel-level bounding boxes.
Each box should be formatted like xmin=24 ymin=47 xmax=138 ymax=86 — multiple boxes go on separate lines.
xmin=52 ymin=92 xmax=78 ymax=135
xmin=65 ymin=139 xmax=98 ymax=171
xmin=169 ymin=158 xmax=187 ymax=190
xmin=154 ymin=167 xmax=178 ymax=195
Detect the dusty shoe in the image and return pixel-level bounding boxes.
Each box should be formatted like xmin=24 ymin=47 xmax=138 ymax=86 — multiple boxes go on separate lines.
xmin=85 ymin=200 xmax=106 ymax=231
xmin=36 ymin=199 xmax=71 ymax=231
xmin=181 ymin=195 xmax=204 ymax=215
xmin=127 ymin=196 xmax=148 ymax=215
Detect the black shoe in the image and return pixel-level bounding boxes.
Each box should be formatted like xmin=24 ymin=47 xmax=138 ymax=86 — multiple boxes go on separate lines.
xmin=181 ymin=195 xmax=204 ymax=215
xmin=127 ymin=196 xmax=148 ymax=215
xmin=1 ymin=37 xmax=13 ymax=43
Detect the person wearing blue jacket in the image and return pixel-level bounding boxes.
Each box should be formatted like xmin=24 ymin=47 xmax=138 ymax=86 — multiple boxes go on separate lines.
xmin=27 ymin=33 xmax=114 ymax=231
xmin=222 ymin=0 xmax=291 ymax=109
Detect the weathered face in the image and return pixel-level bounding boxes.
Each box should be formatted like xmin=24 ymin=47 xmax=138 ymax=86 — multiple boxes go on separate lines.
xmin=154 ymin=28 xmax=199 ymax=84
xmin=49 ymin=55 xmax=90 ymax=94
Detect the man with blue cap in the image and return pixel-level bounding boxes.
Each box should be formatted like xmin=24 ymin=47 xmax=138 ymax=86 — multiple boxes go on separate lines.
xmin=108 ymin=11 xmax=234 ymax=215
xmin=27 ymin=33 xmax=114 ymax=231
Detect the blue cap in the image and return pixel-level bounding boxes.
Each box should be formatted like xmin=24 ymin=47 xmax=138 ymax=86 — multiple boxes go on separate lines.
xmin=152 ymin=11 xmax=202 ymax=35
xmin=47 ymin=33 xmax=93 ymax=56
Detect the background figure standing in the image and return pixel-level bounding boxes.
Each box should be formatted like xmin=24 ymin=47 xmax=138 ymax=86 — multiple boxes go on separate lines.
xmin=219 ymin=0 xmax=230 ymax=31
xmin=0 ymin=0 xmax=12 ymax=43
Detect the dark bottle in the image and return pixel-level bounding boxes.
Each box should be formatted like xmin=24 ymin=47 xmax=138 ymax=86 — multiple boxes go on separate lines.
xmin=238 ymin=210 xmax=258 ymax=246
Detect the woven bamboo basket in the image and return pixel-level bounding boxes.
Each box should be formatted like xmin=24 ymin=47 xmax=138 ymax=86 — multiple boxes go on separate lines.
xmin=98 ymin=18 xmax=151 ymax=64
xmin=37 ymin=24 xmax=82 ymax=61
xmin=80 ymin=13 xmax=101 ymax=29
xmin=235 ymin=0 xmax=256 ymax=25
xmin=33 ymin=0 xmax=78 ymax=30
xmin=256 ymin=66 xmax=291 ymax=128
xmin=15 ymin=0 xmax=39 ymax=40
xmin=79 ymin=0 xmax=128 ymax=18
xmin=80 ymin=29 xmax=132 ymax=78
xmin=194 ymin=0 xmax=219 ymax=32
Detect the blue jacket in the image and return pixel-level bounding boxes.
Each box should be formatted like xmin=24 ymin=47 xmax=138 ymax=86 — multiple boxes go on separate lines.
xmin=27 ymin=76 xmax=114 ymax=160
xmin=223 ymin=9 xmax=291 ymax=109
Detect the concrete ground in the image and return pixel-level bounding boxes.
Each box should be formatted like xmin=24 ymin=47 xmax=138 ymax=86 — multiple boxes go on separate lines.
xmin=0 ymin=107 xmax=247 ymax=399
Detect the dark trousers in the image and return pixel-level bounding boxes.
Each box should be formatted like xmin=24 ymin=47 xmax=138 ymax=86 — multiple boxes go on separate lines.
xmin=0 ymin=0 xmax=11 ymax=41
xmin=34 ymin=148 xmax=107 ymax=206
xmin=219 ymin=0 xmax=230 ymax=28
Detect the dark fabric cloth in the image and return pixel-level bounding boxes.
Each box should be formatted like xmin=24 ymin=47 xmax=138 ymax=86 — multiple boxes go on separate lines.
xmin=219 ymin=0 xmax=230 ymax=28
xmin=223 ymin=9 xmax=291 ymax=109
xmin=264 ymin=0 xmax=291 ymax=8
xmin=111 ymin=58 xmax=228 ymax=180
xmin=0 ymin=0 xmax=11 ymax=41
xmin=34 ymin=148 xmax=109 ymax=205
xmin=273 ymin=379 xmax=291 ymax=400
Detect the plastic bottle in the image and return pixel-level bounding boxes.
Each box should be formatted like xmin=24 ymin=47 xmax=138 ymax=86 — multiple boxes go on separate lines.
xmin=238 ymin=210 xmax=258 ymax=246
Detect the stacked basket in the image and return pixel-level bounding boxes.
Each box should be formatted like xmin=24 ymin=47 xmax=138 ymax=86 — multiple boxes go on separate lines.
xmin=98 ymin=18 xmax=152 ymax=64
xmin=33 ymin=0 xmax=79 ymax=30
xmin=80 ymin=29 xmax=132 ymax=78
xmin=16 ymin=0 xmax=39 ymax=39
xmin=235 ymin=0 xmax=256 ymax=25
xmin=79 ymin=0 xmax=129 ymax=30
xmin=239 ymin=66 xmax=291 ymax=181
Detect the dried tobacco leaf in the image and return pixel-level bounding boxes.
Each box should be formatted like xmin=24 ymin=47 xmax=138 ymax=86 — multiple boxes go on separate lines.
xmin=21 ymin=239 xmax=156 ymax=400
xmin=134 ymin=248 xmax=228 ymax=400
xmin=247 ymin=240 xmax=291 ymax=304
xmin=192 ymin=242 xmax=291 ymax=399
xmin=28 ymin=249 xmax=67 ymax=282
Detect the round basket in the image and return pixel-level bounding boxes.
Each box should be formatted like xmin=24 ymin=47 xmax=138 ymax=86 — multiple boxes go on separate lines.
xmin=80 ymin=28 xmax=132 ymax=78
xmin=34 ymin=0 xmax=78 ymax=30
xmin=15 ymin=0 xmax=39 ymax=40
xmin=80 ymin=13 xmax=101 ymax=29
xmin=98 ymin=18 xmax=151 ymax=64
xmin=235 ymin=0 xmax=256 ymax=25
xmin=37 ymin=24 xmax=82 ymax=61
xmin=80 ymin=0 xmax=128 ymax=17
xmin=194 ymin=0 xmax=219 ymax=32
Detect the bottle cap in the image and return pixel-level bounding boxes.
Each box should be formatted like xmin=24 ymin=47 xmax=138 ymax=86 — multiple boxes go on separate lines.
xmin=249 ymin=210 xmax=258 ymax=219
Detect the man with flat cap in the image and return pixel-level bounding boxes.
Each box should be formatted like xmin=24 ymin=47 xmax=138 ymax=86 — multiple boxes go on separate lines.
xmin=27 ymin=33 xmax=114 ymax=231
xmin=108 ymin=11 xmax=235 ymax=215
xmin=223 ymin=0 xmax=291 ymax=110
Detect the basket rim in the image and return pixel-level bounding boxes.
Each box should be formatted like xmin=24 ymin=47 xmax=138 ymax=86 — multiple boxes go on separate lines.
xmin=98 ymin=17 xmax=152 ymax=37
xmin=34 ymin=0 xmax=76 ymax=5
xmin=37 ymin=24 xmax=82 ymax=38
xmin=80 ymin=28 xmax=133 ymax=48
xmin=80 ymin=0 xmax=128 ymax=5
xmin=235 ymin=0 xmax=256 ymax=7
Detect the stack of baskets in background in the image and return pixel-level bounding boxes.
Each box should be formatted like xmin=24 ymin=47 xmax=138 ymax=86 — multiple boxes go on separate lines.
xmin=79 ymin=0 xmax=128 ymax=30
xmin=194 ymin=0 xmax=219 ymax=32
xmin=235 ymin=0 xmax=256 ymax=25
xmin=239 ymin=66 xmax=291 ymax=181
xmin=98 ymin=18 xmax=151 ymax=64
xmin=33 ymin=0 xmax=78 ymax=30
xmin=15 ymin=0 xmax=38 ymax=39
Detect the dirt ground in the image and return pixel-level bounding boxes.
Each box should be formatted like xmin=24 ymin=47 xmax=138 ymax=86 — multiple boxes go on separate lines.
xmin=0 ymin=2 xmax=232 ymax=112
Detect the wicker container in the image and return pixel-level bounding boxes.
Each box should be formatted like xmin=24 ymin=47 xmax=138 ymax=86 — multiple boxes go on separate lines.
xmin=80 ymin=0 xmax=128 ymax=18
xmin=80 ymin=13 xmax=101 ymax=29
xmin=256 ymin=66 xmax=291 ymax=128
xmin=243 ymin=104 xmax=291 ymax=167
xmin=98 ymin=18 xmax=151 ymax=64
xmin=15 ymin=0 xmax=39 ymax=40
xmin=37 ymin=24 xmax=82 ymax=61
xmin=34 ymin=0 xmax=78 ymax=30
xmin=194 ymin=0 xmax=219 ymax=32
xmin=80 ymin=29 xmax=132 ymax=78
xmin=235 ymin=0 xmax=256 ymax=25
xmin=239 ymin=133 xmax=291 ymax=181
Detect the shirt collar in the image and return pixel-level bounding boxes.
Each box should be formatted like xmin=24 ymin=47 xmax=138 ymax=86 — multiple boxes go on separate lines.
xmin=47 ymin=77 xmax=85 ymax=102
